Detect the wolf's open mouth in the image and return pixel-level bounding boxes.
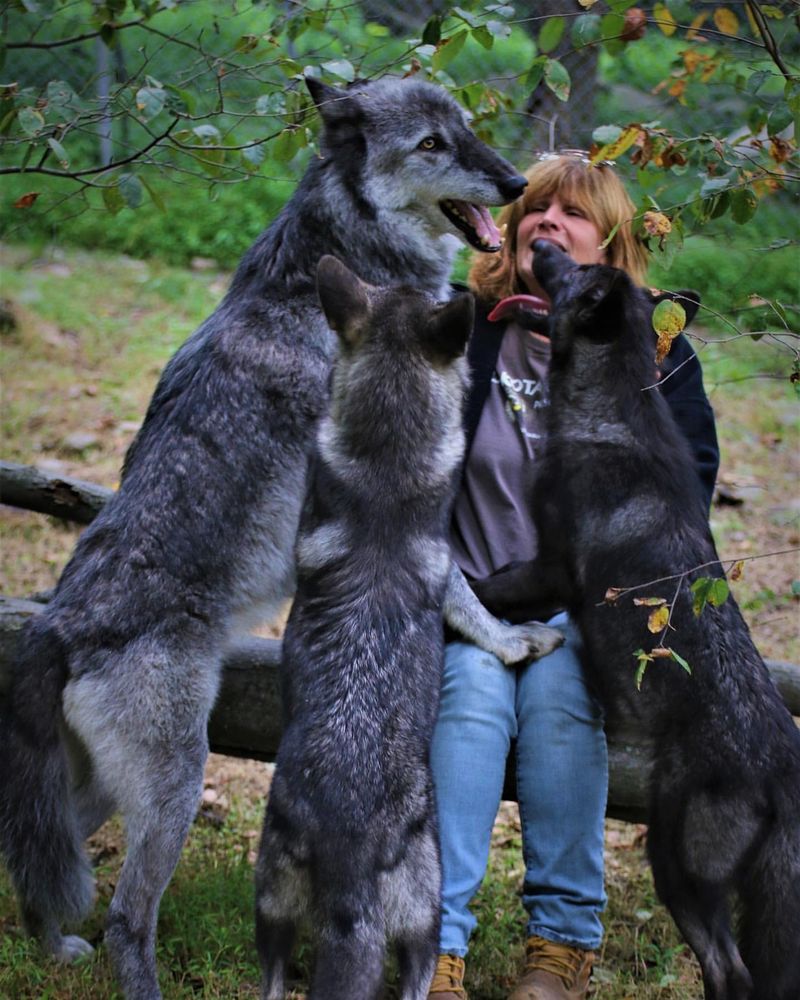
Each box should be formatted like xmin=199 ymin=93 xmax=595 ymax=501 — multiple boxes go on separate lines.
xmin=440 ymin=200 xmax=503 ymax=253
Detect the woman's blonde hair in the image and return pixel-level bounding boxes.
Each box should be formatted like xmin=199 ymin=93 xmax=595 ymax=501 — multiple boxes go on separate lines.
xmin=468 ymin=155 xmax=649 ymax=303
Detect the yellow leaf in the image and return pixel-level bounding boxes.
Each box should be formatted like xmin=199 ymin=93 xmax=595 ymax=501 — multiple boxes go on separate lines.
xmin=577 ymin=0 xmax=598 ymax=7
xmin=591 ymin=125 xmax=641 ymax=165
xmin=647 ymin=606 xmax=670 ymax=633
xmin=730 ymin=560 xmax=745 ymax=581
xmin=653 ymin=2 xmax=677 ymax=35
xmin=713 ymin=7 xmax=739 ymax=35
xmin=686 ymin=11 xmax=709 ymax=40
xmin=633 ymin=596 xmax=667 ymax=607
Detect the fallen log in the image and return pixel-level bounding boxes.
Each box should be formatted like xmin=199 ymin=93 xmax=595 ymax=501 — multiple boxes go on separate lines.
xmin=0 ymin=460 xmax=111 ymax=525
xmin=2 ymin=596 xmax=798 ymax=825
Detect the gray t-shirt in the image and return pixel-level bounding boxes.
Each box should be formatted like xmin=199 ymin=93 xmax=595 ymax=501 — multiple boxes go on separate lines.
xmin=451 ymin=323 xmax=551 ymax=581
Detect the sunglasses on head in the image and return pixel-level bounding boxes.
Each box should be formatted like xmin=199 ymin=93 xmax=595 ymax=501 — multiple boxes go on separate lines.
xmin=535 ymin=148 xmax=616 ymax=168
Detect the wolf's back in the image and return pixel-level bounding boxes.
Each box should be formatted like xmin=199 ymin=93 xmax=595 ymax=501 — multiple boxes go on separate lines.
xmin=0 ymin=614 xmax=93 ymax=926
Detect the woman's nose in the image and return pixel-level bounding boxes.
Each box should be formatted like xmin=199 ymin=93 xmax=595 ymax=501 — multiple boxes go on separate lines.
xmin=538 ymin=205 xmax=563 ymax=229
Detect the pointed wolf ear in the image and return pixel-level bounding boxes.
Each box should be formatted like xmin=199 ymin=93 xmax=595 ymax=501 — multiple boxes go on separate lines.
xmin=316 ymin=255 xmax=371 ymax=347
xmin=305 ymin=77 xmax=352 ymax=124
xmin=426 ymin=293 xmax=475 ymax=362
xmin=648 ymin=288 xmax=701 ymax=327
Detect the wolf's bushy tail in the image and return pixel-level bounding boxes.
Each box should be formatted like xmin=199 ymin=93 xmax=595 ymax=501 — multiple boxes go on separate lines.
xmin=0 ymin=615 xmax=94 ymax=928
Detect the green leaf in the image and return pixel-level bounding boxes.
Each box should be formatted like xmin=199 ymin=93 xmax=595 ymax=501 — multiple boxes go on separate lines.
xmin=652 ymin=298 xmax=686 ymax=338
xmin=17 ymin=106 xmax=44 ymax=136
xmin=452 ymin=6 xmax=480 ymax=28
xmin=668 ymin=648 xmax=692 ymax=674
xmin=600 ymin=11 xmax=625 ymax=55
xmin=164 ymin=84 xmax=194 ymax=116
xmin=708 ymin=578 xmax=730 ymax=607
xmin=320 ymin=59 xmax=355 ymax=82
xmin=192 ymin=124 xmax=221 ymax=145
xmin=572 ymin=13 xmax=602 ymax=47
xmin=46 ymin=137 xmax=69 ymax=168
xmin=471 ymin=25 xmax=494 ymax=50
xmin=593 ymin=125 xmax=623 ymax=145
xmin=633 ymin=649 xmax=653 ymax=690
xmin=525 ymin=56 xmax=547 ymax=91
xmin=731 ymin=188 xmax=758 ymax=225
xmin=422 ymin=15 xmax=442 ymax=46
xmin=486 ymin=20 xmax=512 ymax=41
xmin=538 ymin=16 xmax=565 ymax=53
xmin=118 ymin=173 xmax=144 ymax=209
xmin=784 ymin=80 xmax=800 ymax=138
xmin=432 ymin=30 xmax=468 ymax=73
xmin=102 ymin=183 xmax=125 ymax=215
xmin=242 ymin=142 xmax=266 ymax=169
xmin=543 ymin=58 xmax=570 ymax=103
xmin=136 ymin=85 xmax=166 ymax=122
xmin=256 ymin=92 xmax=286 ymax=117
xmin=139 ymin=175 xmax=166 ymax=213
xmin=691 ymin=576 xmax=729 ymax=617
xmin=46 ymin=80 xmax=74 ymax=107
xmin=271 ymin=126 xmax=306 ymax=163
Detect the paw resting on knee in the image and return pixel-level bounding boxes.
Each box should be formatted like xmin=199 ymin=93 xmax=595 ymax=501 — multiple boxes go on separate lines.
xmin=494 ymin=622 xmax=565 ymax=666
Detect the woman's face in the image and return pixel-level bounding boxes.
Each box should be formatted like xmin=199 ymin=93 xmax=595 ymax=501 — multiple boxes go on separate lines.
xmin=515 ymin=193 xmax=606 ymax=300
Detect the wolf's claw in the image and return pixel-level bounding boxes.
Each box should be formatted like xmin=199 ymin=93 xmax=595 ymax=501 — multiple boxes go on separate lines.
xmin=52 ymin=934 xmax=95 ymax=963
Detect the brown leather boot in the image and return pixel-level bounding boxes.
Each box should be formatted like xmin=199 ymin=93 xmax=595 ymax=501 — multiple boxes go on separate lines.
xmin=428 ymin=953 xmax=468 ymax=999
xmin=507 ymin=935 xmax=594 ymax=1000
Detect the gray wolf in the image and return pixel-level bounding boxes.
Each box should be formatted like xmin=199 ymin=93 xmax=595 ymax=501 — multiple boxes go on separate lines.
xmin=0 ymin=76 xmax=531 ymax=1000
xmin=255 ymin=256 xmax=562 ymax=1000
xmin=473 ymin=241 xmax=800 ymax=1000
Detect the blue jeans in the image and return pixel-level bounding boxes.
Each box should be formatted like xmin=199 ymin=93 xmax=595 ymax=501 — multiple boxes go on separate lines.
xmin=430 ymin=612 xmax=607 ymax=954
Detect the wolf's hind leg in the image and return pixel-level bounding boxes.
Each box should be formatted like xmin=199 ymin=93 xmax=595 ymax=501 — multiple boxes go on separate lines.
xmin=648 ymin=823 xmax=751 ymax=1000
xmin=254 ymin=830 xmax=308 ymax=1000
xmin=104 ymin=737 xmax=207 ymax=1000
xmin=388 ymin=822 xmax=441 ymax=1000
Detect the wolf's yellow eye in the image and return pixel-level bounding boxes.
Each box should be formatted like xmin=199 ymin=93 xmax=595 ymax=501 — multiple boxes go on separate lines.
xmin=419 ymin=136 xmax=439 ymax=151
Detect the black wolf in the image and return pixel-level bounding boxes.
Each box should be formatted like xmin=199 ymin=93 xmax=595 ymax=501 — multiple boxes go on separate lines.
xmin=0 ymin=77 xmax=529 ymax=1000
xmin=254 ymin=257 xmax=476 ymax=1000
xmin=473 ymin=241 xmax=800 ymax=1000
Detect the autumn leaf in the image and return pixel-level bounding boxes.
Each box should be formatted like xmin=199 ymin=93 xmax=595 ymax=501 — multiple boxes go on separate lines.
xmin=713 ymin=7 xmax=739 ymax=36
xmin=14 ymin=191 xmax=40 ymax=208
xmin=621 ymin=7 xmax=647 ymax=42
xmin=633 ymin=596 xmax=667 ymax=606
xmin=686 ymin=11 xmax=709 ymax=40
xmin=591 ymin=125 xmax=641 ymax=165
xmin=647 ymin=605 xmax=670 ymax=633
xmin=576 ymin=0 xmax=598 ymax=8
xmin=652 ymin=298 xmax=686 ymax=365
xmin=653 ymin=2 xmax=677 ymax=35
xmin=643 ymin=210 xmax=672 ymax=239
xmin=604 ymin=587 xmax=624 ymax=603
xmin=729 ymin=560 xmax=745 ymax=581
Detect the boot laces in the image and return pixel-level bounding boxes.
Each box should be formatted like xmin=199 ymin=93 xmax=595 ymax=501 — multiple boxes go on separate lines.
xmin=525 ymin=937 xmax=587 ymax=986
xmin=429 ymin=953 xmax=467 ymax=996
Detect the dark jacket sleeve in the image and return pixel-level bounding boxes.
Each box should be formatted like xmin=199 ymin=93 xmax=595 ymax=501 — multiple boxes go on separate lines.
xmin=659 ymin=332 xmax=720 ymax=511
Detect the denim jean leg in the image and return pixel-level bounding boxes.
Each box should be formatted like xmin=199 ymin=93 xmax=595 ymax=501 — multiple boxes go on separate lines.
xmin=514 ymin=612 xmax=608 ymax=950
xmin=430 ymin=640 xmax=517 ymax=956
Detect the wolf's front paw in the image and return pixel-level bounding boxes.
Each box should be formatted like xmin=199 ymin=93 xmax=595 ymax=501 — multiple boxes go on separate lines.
xmin=53 ymin=934 xmax=95 ymax=963
xmin=494 ymin=622 xmax=565 ymax=666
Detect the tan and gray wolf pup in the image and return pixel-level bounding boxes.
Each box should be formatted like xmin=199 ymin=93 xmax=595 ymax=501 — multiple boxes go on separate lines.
xmin=475 ymin=241 xmax=800 ymax=1000
xmin=0 ymin=77 xmax=534 ymax=1000
xmin=255 ymin=258 xmax=560 ymax=1000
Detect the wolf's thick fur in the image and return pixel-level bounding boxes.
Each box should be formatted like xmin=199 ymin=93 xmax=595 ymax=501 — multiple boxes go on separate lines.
xmin=474 ymin=242 xmax=800 ymax=1000
xmin=254 ymin=258 xmax=475 ymax=1000
xmin=0 ymin=77 xmax=530 ymax=999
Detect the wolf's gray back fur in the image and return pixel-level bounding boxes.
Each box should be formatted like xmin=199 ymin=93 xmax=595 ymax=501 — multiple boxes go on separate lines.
xmin=0 ymin=76 xmax=527 ymax=1000
xmin=255 ymin=257 xmax=475 ymax=1000
xmin=475 ymin=242 xmax=800 ymax=1000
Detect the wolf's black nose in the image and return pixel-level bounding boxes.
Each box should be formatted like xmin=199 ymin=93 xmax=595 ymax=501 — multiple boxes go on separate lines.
xmin=499 ymin=173 xmax=528 ymax=201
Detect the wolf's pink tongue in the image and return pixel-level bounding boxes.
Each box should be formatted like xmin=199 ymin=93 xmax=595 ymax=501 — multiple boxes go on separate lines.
xmin=449 ymin=200 xmax=502 ymax=247
xmin=488 ymin=294 xmax=550 ymax=322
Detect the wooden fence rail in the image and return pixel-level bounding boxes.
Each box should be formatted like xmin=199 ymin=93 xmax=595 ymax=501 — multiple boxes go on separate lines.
xmin=2 ymin=461 xmax=799 ymax=825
